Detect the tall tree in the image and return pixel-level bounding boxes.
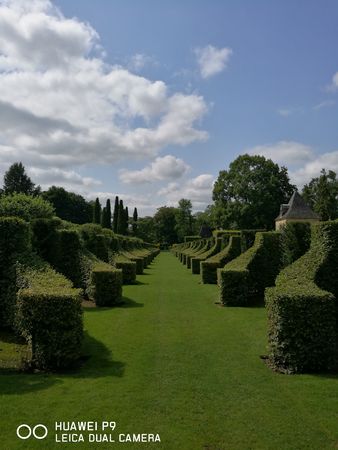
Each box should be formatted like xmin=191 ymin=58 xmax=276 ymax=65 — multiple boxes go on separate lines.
xmin=3 ymin=162 xmax=40 ymax=195
xmin=93 ymin=197 xmax=101 ymax=224
xmin=102 ymin=199 xmax=112 ymax=229
xmin=43 ymin=186 xmax=92 ymax=224
xmin=124 ymin=206 xmax=129 ymax=234
xmin=302 ymin=169 xmax=338 ymax=220
xmin=213 ymin=154 xmax=295 ymax=229
xmin=117 ymin=199 xmax=124 ymax=234
xmin=175 ymin=198 xmax=193 ymax=241
xmin=101 ymin=206 xmax=107 ymax=228
xmin=135 ymin=216 xmax=156 ymax=242
xmin=113 ymin=196 xmax=119 ymax=233
xmin=153 ymin=206 xmax=178 ymax=244
xmin=132 ymin=207 xmax=138 ymax=234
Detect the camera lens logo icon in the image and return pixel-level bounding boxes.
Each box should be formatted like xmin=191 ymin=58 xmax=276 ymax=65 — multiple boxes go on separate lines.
xmin=16 ymin=424 xmax=48 ymax=440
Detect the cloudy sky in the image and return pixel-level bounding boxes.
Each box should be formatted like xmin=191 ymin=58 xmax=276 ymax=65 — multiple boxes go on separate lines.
xmin=0 ymin=0 xmax=338 ymax=215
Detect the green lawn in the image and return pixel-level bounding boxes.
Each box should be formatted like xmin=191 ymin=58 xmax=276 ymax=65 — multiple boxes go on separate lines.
xmin=1 ymin=251 xmax=338 ymax=449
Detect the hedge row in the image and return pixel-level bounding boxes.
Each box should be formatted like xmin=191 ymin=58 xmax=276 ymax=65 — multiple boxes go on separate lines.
xmin=201 ymin=236 xmax=242 ymax=284
xmin=265 ymin=221 xmax=338 ymax=373
xmin=217 ymin=232 xmax=282 ymax=306
xmin=191 ymin=238 xmax=223 ymax=274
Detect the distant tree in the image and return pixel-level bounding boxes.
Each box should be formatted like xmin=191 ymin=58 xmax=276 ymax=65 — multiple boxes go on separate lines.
xmin=93 ymin=197 xmax=101 ymax=224
xmin=136 ymin=216 xmax=156 ymax=242
xmin=117 ymin=199 xmax=124 ymax=234
xmin=302 ymin=169 xmax=338 ymax=221
xmin=154 ymin=206 xmax=178 ymax=244
xmin=124 ymin=206 xmax=129 ymax=234
xmin=112 ymin=196 xmax=119 ymax=233
xmin=175 ymin=198 xmax=193 ymax=241
xmin=3 ymin=162 xmax=40 ymax=195
xmin=100 ymin=199 xmax=112 ymax=229
xmin=213 ymin=154 xmax=295 ymax=229
xmin=132 ymin=207 xmax=138 ymax=234
xmin=43 ymin=186 xmax=92 ymax=224
xmin=101 ymin=206 xmax=107 ymax=228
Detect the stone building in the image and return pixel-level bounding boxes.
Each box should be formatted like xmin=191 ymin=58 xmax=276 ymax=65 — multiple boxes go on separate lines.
xmin=275 ymin=191 xmax=320 ymax=230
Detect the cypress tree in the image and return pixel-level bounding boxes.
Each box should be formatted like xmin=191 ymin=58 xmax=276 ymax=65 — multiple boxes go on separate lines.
xmin=105 ymin=199 xmax=112 ymax=229
xmin=117 ymin=199 xmax=124 ymax=234
xmin=113 ymin=196 xmax=119 ymax=233
xmin=101 ymin=206 xmax=107 ymax=227
xmin=93 ymin=197 xmax=101 ymax=224
xmin=125 ymin=206 xmax=129 ymax=234
xmin=132 ymin=207 xmax=138 ymax=234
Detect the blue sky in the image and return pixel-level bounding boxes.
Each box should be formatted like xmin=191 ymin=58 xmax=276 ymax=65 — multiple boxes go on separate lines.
xmin=0 ymin=0 xmax=337 ymax=214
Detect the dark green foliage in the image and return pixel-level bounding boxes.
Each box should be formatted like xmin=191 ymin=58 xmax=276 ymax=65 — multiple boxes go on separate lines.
xmin=201 ymin=236 xmax=242 ymax=284
xmin=218 ymin=232 xmax=281 ymax=306
xmin=0 ymin=217 xmax=30 ymax=328
xmin=280 ymin=222 xmax=311 ymax=267
xmin=266 ymin=221 xmax=338 ymax=373
xmin=42 ymin=186 xmax=92 ymax=224
xmin=3 ymin=162 xmax=40 ymax=195
xmin=90 ymin=265 xmax=123 ymax=306
xmin=93 ymin=197 xmax=101 ymax=224
xmin=175 ymin=199 xmax=193 ymax=242
xmin=0 ymin=193 xmax=54 ymax=221
xmin=184 ymin=235 xmax=200 ymax=242
xmin=106 ymin=199 xmax=112 ymax=229
xmin=52 ymin=230 xmax=82 ymax=287
xmin=31 ymin=217 xmax=61 ymax=262
xmin=110 ymin=253 xmax=137 ymax=284
xmin=213 ymin=154 xmax=295 ymax=229
xmin=302 ymin=169 xmax=338 ymax=220
xmin=113 ymin=196 xmax=119 ymax=233
xmin=154 ymin=206 xmax=178 ymax=245
xmin=125 ymin=206 xmax=129 ymax=234
xmin=80 ymin=224 xmax=109 ymax=262
xmin=132 ymin=207 xmax=138 ymax=234
xmin=16 ymin=261 xmax=83 ymax=370
xmin=117 ymin=199 xmax=124 ymax=234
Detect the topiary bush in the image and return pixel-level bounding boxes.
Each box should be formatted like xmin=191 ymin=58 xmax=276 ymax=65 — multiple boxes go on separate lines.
xmin=0 ymin=217 xmax=30 ymax=328
xmin=201 ymin=236 xmax=242 ymax=284
xmin=266 ymin=221 xmax=338 ymax=373
xmin=218 ymin=232 xmax=281 ymax=306
xmin=16 ymin=259 xmax=83 ymax=371
xmin=109 ymin=253 xmax=137 ymax=284
xmin=0 ymin=194 xmax=54 ymax=221
xmin=90 ymin=264 xmax=123 ymax=306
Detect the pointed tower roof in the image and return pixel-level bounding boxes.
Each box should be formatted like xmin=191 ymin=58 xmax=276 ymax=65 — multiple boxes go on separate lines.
xmin=276 ymin=191 xmax=320 ymax=221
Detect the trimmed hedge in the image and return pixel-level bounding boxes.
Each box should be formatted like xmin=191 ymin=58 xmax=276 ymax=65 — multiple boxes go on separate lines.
xmin=80 ymin=251 xmax=123 ymax=306
xmin=0 ymin=193 xmax=54 ymax=222
xmin=184 ymin=235 xmax=200 ymax=242
xmin=280 ymin=221 xmax=311 ymax=268
xmin=0 ymin=217 xmax=30 ymax=328
xmin=265 ymin=221 xmax=338 ymax=373
xmin=109 ymin=252 xmax=137 ymax=284
xmin=191 ymin=238 xmax=223 ymax=274
xmin=218 ymin=232 xmax=281 ymax=306
xmin=16 ymin=259 xmax=83 ymax=371
xmin=201 ymin=236 xmax=242 ymax=284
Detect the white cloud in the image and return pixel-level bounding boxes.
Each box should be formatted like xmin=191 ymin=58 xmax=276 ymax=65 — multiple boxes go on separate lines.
xmin=290 ymin=151 xmax=338 ymax=187
xmin=28 ymin=167 xmax=101 ymax=188
xmin=128 ymin=53 xmax=156 ymax=72
xmin=248 ymin=141 xmax=314 ymax=166
xmin=312 ymin=100 xmax=335 ymax=110
xmin=331 ymin=72 xmax=338 ymax=89
xmin=119 ymin=155 xmax=190 ymax=184
xmin=0 ymin=0 xmax=208 ymax=192
xmin=195 ymin=45 xmax=232 ymax=79
xmin=159 ymin=174 xmax=215 ymax=210
xmin=277 ymin=108 xmax=292 ymax=117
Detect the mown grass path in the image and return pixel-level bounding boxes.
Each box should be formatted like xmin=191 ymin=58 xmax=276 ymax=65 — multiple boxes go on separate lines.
xmin=1 ymin=251 xmax=338 ymax=449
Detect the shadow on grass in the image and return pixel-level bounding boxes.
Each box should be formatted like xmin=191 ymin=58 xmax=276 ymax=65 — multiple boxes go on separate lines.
xmin=0 ymin=332 xmax=125 ymax=394
xmin=83 ymin=297 xmax=144 ymax=311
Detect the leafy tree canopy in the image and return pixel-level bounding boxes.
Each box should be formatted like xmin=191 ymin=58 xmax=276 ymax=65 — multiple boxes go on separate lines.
xmin=0 ymin=193 xmax=54 ymax=221
xmin=213 ymin=154 xmax=295 ymax=229
xmin=153 ymin=206 xmax=178 ymax=245
xmin=43 ymin=186 xmax=92 ymax=224
xmin=3 ymin=162 xmax=40 ymax=196
xmin=302 ymin=169 xmax=338 ymax=221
